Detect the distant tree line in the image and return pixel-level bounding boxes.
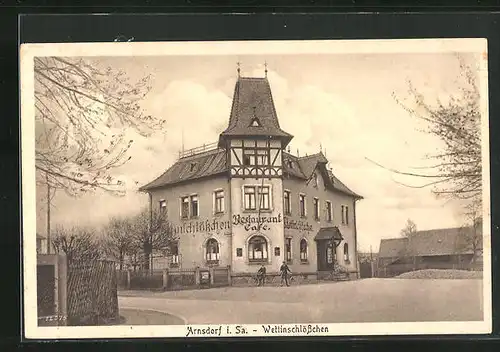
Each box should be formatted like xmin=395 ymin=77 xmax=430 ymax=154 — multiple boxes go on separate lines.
xmin=49 ymin=207 xmax=177 ymax=271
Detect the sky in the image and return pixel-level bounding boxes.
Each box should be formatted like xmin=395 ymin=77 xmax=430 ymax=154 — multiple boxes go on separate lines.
xmin=35 ymin=50 xmax=482 ymax=252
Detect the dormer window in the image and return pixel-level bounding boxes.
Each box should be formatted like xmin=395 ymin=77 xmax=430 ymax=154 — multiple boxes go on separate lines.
xmin=249 ymin=106 xmax=262 ymax=127
xmin=250 ymin=116 xmax=262 ymax=127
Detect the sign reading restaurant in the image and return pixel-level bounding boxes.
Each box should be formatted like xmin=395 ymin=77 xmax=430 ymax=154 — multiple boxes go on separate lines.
xmin=232 ymin=213 xmax=283 ymax=231
xmin=169 ymin=214 xmax=313 ymax=234
xmin=170 ymin=214 xmax=284 ymax=234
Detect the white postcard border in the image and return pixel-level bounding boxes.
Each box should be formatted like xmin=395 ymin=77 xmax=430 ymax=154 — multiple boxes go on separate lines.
xmin=21 ymin=38 xmax=492 ymax=339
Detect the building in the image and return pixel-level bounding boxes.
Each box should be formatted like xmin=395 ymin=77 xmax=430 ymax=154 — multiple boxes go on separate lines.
xmin=140 ymin=71 xmax=363 ymax=278
xmin=377 ymin=226 xmax=483 ymax=277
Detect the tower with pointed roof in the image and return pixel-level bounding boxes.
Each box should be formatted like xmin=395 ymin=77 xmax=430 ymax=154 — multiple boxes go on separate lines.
xmin=219 ymin=72 xmax=293 ymax=272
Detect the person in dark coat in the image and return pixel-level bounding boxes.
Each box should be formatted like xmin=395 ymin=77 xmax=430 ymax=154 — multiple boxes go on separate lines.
xmin=257 ymin=264 xmax=266 ymax=286
xmin=280 ymin=261 xmax=292 ymax=287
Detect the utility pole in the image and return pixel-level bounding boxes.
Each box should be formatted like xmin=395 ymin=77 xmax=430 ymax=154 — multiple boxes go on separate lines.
xmin=46 ymin=173 xmax=51 ymax=254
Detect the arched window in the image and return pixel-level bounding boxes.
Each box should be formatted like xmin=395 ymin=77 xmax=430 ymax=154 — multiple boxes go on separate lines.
xmin=300 ymin=239 xmax=308 ymax=263
xmin=206 ymin=238 xmax=220 ymax=264
xmin=248 ymin=235 xmax=268 ymax=262
xmin=344 ymin=243 xmax=349 ymax=263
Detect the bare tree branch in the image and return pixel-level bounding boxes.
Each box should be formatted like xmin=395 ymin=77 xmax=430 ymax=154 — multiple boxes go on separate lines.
xmin=367 ymin=54 xmax=482 ymax=208
xmin=34 ymin=56 xmax=166 ymax=197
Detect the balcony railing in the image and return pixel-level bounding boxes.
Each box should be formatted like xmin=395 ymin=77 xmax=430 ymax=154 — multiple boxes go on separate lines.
xmin=178 ymin=142 xmax=219 ymax=159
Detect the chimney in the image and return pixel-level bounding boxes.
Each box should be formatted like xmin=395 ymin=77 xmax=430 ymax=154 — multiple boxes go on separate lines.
xmin=297 ymin=148 xmax=300 ymax=157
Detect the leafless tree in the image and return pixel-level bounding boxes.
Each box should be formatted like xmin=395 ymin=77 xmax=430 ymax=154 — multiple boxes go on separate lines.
xmin=367 ymin=55 xmax=482 ymax=208
xmin=456 ymin=199 xmax=483 ymax=264
xmin=51 ymin=225 xmax=102 ymax=263
xmin=130 ymin=207 xmax=177 ymax=271
xmin=34 ymin=56 xmax=165 ymax=196
xmin=400 ymin=219 xmax=417 ymax=238
xmin=102 ymin=216 xmax=138 ymax=270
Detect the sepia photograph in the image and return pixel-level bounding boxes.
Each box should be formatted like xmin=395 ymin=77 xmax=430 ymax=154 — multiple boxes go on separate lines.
xmin=21 ymin=39 xmax=491 ymax=338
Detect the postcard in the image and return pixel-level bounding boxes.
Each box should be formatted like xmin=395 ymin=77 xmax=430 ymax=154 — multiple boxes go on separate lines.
xmin=21 ymin=38 xmax=491 ymax=339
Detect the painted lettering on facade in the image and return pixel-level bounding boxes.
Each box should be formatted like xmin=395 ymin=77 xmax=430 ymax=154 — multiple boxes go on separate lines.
xmin=232 ymin=213 xmax=283 ymax=231
xmin=171 ymin=219 xmax=231 ymax=235
xmin=284 ymin=217 xmax=314 ymax=232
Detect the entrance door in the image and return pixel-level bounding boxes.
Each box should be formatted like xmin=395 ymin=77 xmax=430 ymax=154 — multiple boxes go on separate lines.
xmin=316 ymin=240 xmax=336 ymax=271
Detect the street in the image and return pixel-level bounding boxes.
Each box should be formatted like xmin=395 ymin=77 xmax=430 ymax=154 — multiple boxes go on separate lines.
xmin=118 ymin=278 xmax=483 ymax=324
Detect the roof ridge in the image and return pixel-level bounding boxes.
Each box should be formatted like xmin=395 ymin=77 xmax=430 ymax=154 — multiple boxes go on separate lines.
xmin=239 ymin=76 xmax=267 ymax=80
xmin=298 ymin=152 xmax=325 ymax=160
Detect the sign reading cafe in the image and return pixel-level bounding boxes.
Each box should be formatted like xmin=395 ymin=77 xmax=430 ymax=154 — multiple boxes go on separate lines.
xmin=232 ymin=213 xmax=283 ymax=231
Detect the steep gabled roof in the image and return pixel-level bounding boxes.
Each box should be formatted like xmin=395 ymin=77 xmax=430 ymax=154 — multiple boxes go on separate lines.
xmin=219 ymin=77 xmax=293 ymax=146
xmin=139 ymin=148 xmax=227 ymax=191
xmin=283 ymin=151 xmax=363 ymax=199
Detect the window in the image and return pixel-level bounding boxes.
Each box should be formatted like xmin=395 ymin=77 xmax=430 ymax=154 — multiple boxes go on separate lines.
xmin=341 ymin=205 xmax=349 ymax=225
xmin=300 ymin=239 xmax=308 ymax=263
xmin=313 ymin=198 xmax=320 ymax=220
xmin=344 ymin=243 xmax=350 ymax=263
xmin=169 ymin=242 xmax=180 ymax=267
xmin=159 ymin=199 xmax=167 ymax=214
xmin=214 ymin=190 xmax=225 ymax=214
xmin=242 ymin=141 xmax=270 ymax=166
xmin=244 ymin=186 xmax=270 ymax=211
xmin=283 ymin=190 xmax=291 ymax=215
xmin=206 ymin=239 xmax=220 ymax=264
xmin=258 ymin=186 xmax=270 ymax=210
xmin=285 ymin=238 xmax=292 ymax=263
xmin=236 ymin=248 xmax=243 ymax=257
xmin=181 ymin=195 xmax=199 ymax=219
xmin=326 ymin=201 xmax=332 ymax=222
xmin=190 ymin=195 xmax=199 ymax=217
xmin=248 ymin=235 xmax=268 ymax=262
xmin=244 ymin=186 xmax=256 ymax=210
xmin=181 ymin=197 xmax=189 ymax=219
xmin=299 ymin=194 xmax=306 ymax=217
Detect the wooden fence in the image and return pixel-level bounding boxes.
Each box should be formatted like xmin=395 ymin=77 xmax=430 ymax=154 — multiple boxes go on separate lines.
xmin=66 ymin=259 xmax=120 ymax=326
xmin=118 ymin=266 xmax=356 ymax=291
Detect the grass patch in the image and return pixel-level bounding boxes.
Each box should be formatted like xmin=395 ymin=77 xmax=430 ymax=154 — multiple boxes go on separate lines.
xmin=396 ymin=269 xmax=483 ymax=280
xmin=120 ymin=308 xmax=185 ymax=325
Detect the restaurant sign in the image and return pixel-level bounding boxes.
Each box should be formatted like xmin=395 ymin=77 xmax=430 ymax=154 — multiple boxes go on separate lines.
xmin=232 ymin=213 xmax=283 ymax=231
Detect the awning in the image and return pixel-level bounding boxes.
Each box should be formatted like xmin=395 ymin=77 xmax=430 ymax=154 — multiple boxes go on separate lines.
xmin=314 ymin=227 xmax=344 ymax=242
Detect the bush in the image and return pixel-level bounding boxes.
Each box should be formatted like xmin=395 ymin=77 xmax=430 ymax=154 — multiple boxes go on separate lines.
xmin=396 ymin=269 xmax=483 ymax=280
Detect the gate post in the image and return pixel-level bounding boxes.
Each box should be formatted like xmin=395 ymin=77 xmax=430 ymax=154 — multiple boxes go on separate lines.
xmin=227 ymin=265 xmax=232 ymax=286
xmin=58 ymin=254 xmax=68 ymax=325
xmin=162 ymin=269 xmax=169 ymax=290
xmin=126 ymin=269 xmax=131 ymax=289
xmin=195 ymin=267 xmax=201 ymax=286
xmin=209 ymin=267 xmax=215 ymax=286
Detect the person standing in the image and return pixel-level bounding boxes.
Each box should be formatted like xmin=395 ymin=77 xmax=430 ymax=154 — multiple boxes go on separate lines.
xmin=257 ymin=264 xmax=266 ymax=286
xmin=280 ymin=261 xmax=292 ymax=287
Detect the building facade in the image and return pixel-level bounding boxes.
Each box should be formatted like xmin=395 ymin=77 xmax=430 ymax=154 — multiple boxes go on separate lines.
xmin=140 ymin=73 xmax=363 ymax=276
